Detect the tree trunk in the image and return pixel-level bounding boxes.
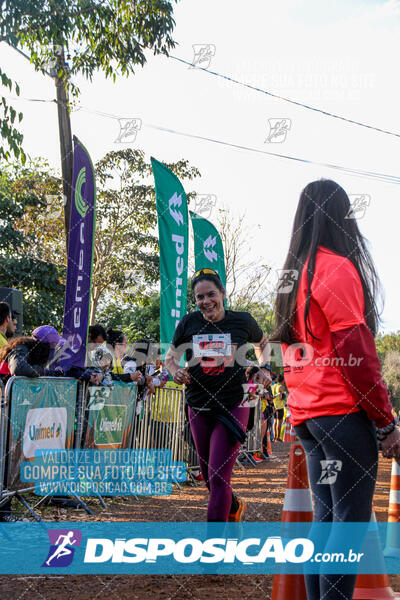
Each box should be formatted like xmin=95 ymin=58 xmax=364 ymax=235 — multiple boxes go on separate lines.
xmin=54 ymin=45 xmax=73 ymax=246
xmin=89 ymin=288 xmax=101 ymax=326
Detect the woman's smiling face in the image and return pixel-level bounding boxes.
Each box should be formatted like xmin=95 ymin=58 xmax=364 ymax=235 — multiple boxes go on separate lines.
xmin=193 ymin=280 xmax=226 ymax=322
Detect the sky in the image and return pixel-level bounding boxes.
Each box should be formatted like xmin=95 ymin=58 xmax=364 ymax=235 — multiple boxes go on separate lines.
xmin=2 ymin=0 xmax=400 ymax=332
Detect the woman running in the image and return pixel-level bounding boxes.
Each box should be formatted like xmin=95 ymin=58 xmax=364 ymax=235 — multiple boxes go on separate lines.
xmin=165 ymin=268 xmax=269 ymax=522
xmin=272 ymin=179 xmax=400 ymax=600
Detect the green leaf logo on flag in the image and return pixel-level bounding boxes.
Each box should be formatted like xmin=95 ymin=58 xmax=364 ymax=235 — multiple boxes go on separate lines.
xmin=75 ymin=167 xmax=89 ymax=218
xmin=203 ymin=234 xmax=218 ymax=262
xmin=169 ymin=192 xmax=184 ymax=226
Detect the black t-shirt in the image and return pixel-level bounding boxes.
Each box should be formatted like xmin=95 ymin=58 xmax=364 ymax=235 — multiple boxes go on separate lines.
xmin=171 ymin=310 xmax=263 ymax=410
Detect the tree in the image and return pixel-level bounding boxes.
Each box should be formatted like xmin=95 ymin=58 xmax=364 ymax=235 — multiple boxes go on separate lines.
xmin=96 ymin=293 xmax=161 ymax=342
xmin=0 ymin=162 xmax=66 ymax=331
xmin=5 ymin=150 xmax=201 ymax=327
xmin=376 ymin=331 xmax=400 ymax=364
xmin=1 ymin=0 xmax=179 ymax=237
xmin=382 ymin=351 xmax=400 ymax=409
xmin=217 ymin=206 xmax=272 ymax=310
xmin=91 ymin=149 xmax=200 ymax=322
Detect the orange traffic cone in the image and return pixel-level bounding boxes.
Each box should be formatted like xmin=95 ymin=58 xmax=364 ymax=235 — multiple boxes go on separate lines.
xmin=271 ymin=443 xmax=312 ymax=600
xmin=353 ymin=511 xmax=400 ymax=599
xmin=283 ymin=420 xmax=291 ymax=442
xmin=384 ymin=459 xmax=400 ymax=558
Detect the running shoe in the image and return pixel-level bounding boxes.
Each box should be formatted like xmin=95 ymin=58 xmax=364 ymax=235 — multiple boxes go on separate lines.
xmin=228 ymin=498 xmax=247 ymax=522
xmin=252 ymin=453 xmax=263 ymax=462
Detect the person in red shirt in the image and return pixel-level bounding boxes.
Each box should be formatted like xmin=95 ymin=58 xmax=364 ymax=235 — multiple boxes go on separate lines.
xmin=271 ymin=179 xmax=400 ymax=600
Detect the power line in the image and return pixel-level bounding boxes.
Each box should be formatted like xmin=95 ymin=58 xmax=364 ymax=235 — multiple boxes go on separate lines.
xmin=145 ymin=123 xmax=400 ymax=185
xmin=169 ymin=55 xmax=400 ymax=140
xmin=5 ymin=95 xmax=400 ymax=185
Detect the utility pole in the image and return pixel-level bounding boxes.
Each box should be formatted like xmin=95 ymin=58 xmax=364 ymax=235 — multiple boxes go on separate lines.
xmin=54 ymin=44 xmax=73 ymax=246
xmin=7 ymin=42 xmax=73 ymax=244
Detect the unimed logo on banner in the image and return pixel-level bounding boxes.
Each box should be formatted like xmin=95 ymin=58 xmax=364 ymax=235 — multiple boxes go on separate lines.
xmin=94 ymin=405 xmax=127 ymax=446
xmin=42 ymin=529 xmax=82 ymax=568
xmin=23 ymin=407 xmax=67 ymax=459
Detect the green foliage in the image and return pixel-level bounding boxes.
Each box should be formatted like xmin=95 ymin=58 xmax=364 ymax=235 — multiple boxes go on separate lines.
xmin=376 ymin=331 xmax=400 ymax=363
xmin=1 ymin=0 xmax=178 ymax=174
xmin=1 ymin=151 xmax=200 ymax=330
xmin=1 ymin=0 xmax=178 ymax=95
xmin=0 ymin=162 xmax=66 ymax=331
xmin=91 ymin=149 xmax=200 ymax=320
xmin=97 ymin=293 xmax=161 ymax=342
xmin=97 ymin=286 xmax=198 ymax=344
xmin=0 ymin=67 xmax=25 ymax=163
xmin=382 ymin=351 xmax=400 ymax=407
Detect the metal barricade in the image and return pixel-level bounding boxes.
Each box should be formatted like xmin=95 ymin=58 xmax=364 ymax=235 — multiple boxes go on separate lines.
xmin=133 ymin=387 xmax=184 ymax=460
xmin=238 ymin=401 xmax=264 ymax=467
xmin=0 ymin=376 xmax=82 ymax=519
xmin=3 ymin=376 xmax=80 ymax=494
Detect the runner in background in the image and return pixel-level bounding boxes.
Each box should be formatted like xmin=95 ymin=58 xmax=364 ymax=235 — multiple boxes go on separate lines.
xmin=272 ymin=374 xmax=285 ymax=441
xmin=165 ymin=268 xmax=270 ymax=522
xmin=268 ymin=372 xmax=277 ymax=441
xmin=271 ymin=179 xmax=400 ymax=600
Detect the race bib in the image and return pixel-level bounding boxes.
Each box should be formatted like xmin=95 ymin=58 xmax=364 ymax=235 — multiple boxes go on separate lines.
xmin=192 ymin=333 xmax=232 ymax=357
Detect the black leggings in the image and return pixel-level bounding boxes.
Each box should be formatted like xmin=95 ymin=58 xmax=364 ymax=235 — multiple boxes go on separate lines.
xmin=295 ymin=411 xmax=378 ymax=600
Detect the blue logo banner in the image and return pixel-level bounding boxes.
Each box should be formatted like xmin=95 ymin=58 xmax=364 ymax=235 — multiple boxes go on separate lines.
xmin=2 ymin=522 xmax=400 ymax=574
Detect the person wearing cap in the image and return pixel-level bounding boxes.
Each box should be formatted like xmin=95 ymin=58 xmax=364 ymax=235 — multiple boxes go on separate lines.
xmin=165 ymin=268 xmax=270 ymax=522
xmin=0 ymin=329 xmax=53 ymax=379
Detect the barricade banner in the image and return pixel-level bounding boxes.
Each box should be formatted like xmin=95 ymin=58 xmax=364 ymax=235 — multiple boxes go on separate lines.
xmin=83 ymin=382 xmax=137 ymax=450
xmin=6 ymin=378 xmax=78 ymax=490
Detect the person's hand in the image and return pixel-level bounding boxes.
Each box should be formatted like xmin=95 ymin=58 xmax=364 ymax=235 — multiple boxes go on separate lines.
xmin=90 ymin=372 xmax=103 ymax=386
xmin=380 ymin=427 xmax=400 ymax=459
xmin=173 ymin=367 xmax=190 ymax=385
xmin=258 ymin=369 xmax=272 ymax=387
xmin=147 ymin=383 xmax=155 ymax=394
xmin=130 ymin=371 xmax=142 ymax=382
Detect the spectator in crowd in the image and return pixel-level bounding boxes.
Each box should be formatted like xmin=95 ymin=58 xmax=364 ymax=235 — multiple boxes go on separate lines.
xmin=6 ymin=310 xmax=19 ymax=339
xmin=88 ymin=324 xmax=106 ymax=345
xmin=129 ymin=340 xmax=169 ymax=416
xmin=0 ymin=334 xmax=51 ymax=379
xmin=272 ymin=374 xmax=286 ymax=441
xmin=106 ymin=328 xmax=142 ymax=383
xmin=31 ymin=325 xmax=101 ymax=385
xmin=266 ymin=372 xmax=276 ymax=442
xmin=245 ymin=364 xmax=273 ymax=461
xmin=0 ymin=302 xmax=11 ymax=348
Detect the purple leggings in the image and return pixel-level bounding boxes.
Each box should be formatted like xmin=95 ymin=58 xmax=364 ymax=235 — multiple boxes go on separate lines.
xmin=188 ymin=405 xmax=249 ymax=521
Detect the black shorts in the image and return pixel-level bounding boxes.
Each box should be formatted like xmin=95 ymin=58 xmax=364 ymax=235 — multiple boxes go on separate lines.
xmin=276 ymin=408 xmax=284 ymax=420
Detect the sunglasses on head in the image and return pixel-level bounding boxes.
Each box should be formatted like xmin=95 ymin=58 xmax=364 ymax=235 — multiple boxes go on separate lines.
xmin=193 ymin=268 xmax=218 ymax=279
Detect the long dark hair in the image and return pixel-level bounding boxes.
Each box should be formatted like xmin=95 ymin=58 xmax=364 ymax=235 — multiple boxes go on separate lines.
xmin=191 ymin=272 xmax=225 ymax=295
xmin=272 ymin=179 xmax=381 ymax=344
xmin=0 ymin=336 xmax=50 ymax=365
xmin=106 ymin=328 xmax=125 ymax=348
